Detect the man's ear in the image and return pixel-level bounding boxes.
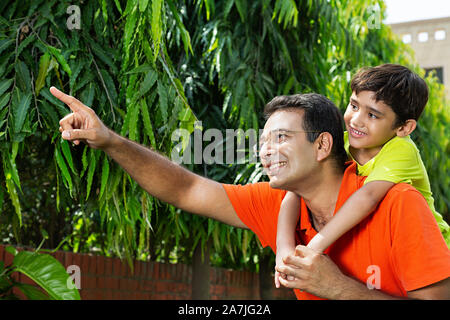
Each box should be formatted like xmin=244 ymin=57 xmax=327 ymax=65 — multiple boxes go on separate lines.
xmin=395 ymin=119 xmax=416 ymax=137
xmin=315 ymin=132 xmax=333 ymax=162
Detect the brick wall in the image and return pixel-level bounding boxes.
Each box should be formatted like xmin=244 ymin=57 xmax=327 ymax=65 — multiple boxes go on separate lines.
xmin=0 ymin=244 xmax=295 ymax=300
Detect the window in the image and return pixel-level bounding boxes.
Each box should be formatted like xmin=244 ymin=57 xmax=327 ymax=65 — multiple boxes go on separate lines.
xmin=435 ymin=30 xmax=446 ymax=40
xmin=402 ymin=34 xmax=412 ymax=44
xmin=418 ymin=32 xmax=429 ymax=42
xmin=425 ymin=67 xmax=444 ymax=84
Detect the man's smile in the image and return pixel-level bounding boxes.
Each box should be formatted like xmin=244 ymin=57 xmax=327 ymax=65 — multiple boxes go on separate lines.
xmin=263 ymin=160 xmax=288 ymax=176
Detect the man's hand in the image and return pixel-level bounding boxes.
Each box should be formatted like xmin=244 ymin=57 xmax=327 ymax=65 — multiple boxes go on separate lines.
xmin=51 ymin=86 xmax=111 ymax=150
xmin=275 ymin=245 xmax=346 ymax=299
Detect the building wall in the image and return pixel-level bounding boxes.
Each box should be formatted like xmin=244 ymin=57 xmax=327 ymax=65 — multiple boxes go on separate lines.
xmin=0 ymin=244 xmax=295 ymax=300
xmin=390 ymin=17 xmax=450 ymax=97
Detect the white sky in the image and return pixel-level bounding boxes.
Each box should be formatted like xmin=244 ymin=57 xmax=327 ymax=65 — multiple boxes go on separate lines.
xmin=384 ymin=0 xmax=450 ymax=24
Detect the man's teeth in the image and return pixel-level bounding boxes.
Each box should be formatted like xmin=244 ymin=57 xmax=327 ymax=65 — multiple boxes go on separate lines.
xmin=270 ymin=162 xmax=287 ymax=170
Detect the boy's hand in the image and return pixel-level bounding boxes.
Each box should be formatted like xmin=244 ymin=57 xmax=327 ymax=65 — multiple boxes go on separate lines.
xmin=50 ymin=86 xmax=112 ymax=150
xmin=275 ymin=245 xmax=296 ymax=288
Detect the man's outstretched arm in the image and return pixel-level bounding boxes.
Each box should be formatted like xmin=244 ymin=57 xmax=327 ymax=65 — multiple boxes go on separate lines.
xmin=50 ymin=87 xmax=246 ymax=228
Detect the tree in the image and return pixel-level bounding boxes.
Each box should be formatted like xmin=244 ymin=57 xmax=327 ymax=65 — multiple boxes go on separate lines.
xmin=0 ymin=0 xmax=448 ymax=275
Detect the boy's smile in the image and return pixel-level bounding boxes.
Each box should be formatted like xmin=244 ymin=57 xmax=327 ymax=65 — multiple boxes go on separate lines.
xmin=344 ymin=91 xmax=399 ymax=163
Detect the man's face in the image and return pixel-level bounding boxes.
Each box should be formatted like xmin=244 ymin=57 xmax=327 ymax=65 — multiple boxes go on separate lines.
xmin=344 ymin=91 xmax=398 ymax=157
xmin=259 ymin=110 xmax=316 ymax=190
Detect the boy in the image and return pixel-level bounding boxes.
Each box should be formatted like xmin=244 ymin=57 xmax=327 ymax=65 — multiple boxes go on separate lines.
xmin=275 ymin=64 xmax=450 ymax=287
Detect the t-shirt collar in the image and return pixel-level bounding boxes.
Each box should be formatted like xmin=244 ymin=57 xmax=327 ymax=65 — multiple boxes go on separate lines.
xmin=298 ymin=161 xmax=359 ymax=233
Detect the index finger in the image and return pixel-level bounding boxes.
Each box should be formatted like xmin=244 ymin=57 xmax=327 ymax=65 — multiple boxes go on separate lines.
xmin=50 ymin=87 xmax=86 ymax=113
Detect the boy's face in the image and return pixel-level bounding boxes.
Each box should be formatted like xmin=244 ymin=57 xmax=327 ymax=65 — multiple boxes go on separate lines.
xmin=344 ymin=90 xmax=398 ymax=156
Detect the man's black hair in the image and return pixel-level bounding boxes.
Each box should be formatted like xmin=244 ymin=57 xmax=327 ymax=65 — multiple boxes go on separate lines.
xmin=264 ymin=93 xmax=347 ymax=171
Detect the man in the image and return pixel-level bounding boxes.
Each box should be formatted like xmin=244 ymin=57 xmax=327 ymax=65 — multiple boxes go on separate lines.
xmin=51 ymin=87 xmax=450 ymax=299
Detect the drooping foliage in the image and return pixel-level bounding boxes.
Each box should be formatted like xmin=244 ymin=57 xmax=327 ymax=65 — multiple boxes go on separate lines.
xmin=0 ymin=0 xmax=448 ymax=271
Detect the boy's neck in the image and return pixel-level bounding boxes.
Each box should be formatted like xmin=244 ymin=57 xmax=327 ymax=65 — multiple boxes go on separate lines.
xmin=350 ymin=134 xmax=403 ymax=166
xmin=349 ymin=145 xmax=382 ymax=166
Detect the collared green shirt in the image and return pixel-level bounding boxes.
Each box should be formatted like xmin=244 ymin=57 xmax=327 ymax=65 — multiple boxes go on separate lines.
xmin=344 ymin=131 xmax=449 ymax=246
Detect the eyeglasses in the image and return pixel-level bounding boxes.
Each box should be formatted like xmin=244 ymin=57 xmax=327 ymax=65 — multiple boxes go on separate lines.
xmin=253 ymin=129 xmax=321 ymax=157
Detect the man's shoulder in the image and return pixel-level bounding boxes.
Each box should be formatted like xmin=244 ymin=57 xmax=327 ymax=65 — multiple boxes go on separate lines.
xmin=380 ymin=182 xmax=429 ymax=212
xmin=222 ymin=181 xmax=287 ymax=203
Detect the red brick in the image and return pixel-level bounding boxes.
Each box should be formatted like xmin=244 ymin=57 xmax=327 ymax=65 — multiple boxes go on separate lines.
xmin=53 ymin=251 xmax=65 ymax=267
xmin=126 ymin=279 xmax=139 ymax=291
xmin=80 ymin=254 xmax=89 ymax=275
xmin=119 ymin=278 xmax=129 ymax=290
xmin=96 ymin=256 xmax=104 ymax=274
xmin=20 ymin=273 xmax=36 ymax=286
xmin=152 ymin=262 xmax=159 ymax=279
xmin=82 ymin=274 xmax=95 ymax=289
xmin=103 ymin=277 xmax=119 ymax=290
xmin=81 ymin=289 xmax=93 ymax=300
xmin=120 ymin=261 xmax=128 ymax=277
xmin=71 ymin=253 xmax=82 ymax=272
xmin=3 ymin=249 xmax=14 ymax=267
xmin=112 ymin=258 xmax=121 ymax=276
xmin=0 ymin=245 xmax=5 ymax=262
xmin=140 ymin=279 xmax=153 ymax=291
xmin=104 ymin=258 xmax=113 ymax=276
xmin=64 ymin=252 xmax=73 ymax=267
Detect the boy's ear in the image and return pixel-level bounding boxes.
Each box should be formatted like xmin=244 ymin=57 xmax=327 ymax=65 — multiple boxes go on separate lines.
xmin=395 ymin=119 xmax=417 ymax=137
xmin=315 ymin=132 xmax=333 ymax=162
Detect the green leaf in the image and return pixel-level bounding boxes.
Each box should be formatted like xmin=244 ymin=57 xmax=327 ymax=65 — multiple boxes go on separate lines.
xmin=140 ymin=98 xmax=156 ymax=148
xmin=35 ymin=52 xmax=51 ymax=96
xmin=128 ymin=101 xmax=139 ymax=141
xmin=0 ymin=78 xmax=13 ymax=97
xmin=99 ymin=156 xmax=109 ymax=200
xmin=46 ymin=45 xmax=72 ymax=77
xmin=60 ymin=139 xmax=77 ymax=175
xmin=55 ymin=144 xmax=73 ymax=196
xmin=12 ymin=251 xmax=80 ymax=300
xmin=5 ymin=246 xmax=18 ymax=257
xmin=81 ymin=145 xmax=88 ymax=177
xmin=13 ymin=92 xmax=32 ymax=133
xmin=166 ymin=0 xmax=193 ymax=56
xmin=139 ymin=0 xmax=149 ymax=12
xmin=0 ymin=39 xmax=14 ymax=56
xmin=15 ymin=283 xmax=49 ymax=300
xmin=0 ymin=92 xmax=10 ymax=110
xmin=15 ymin=61 xmax=31 ymax=93
xmin=85 ymin=149 xmax=97 ymax=201
xmin=151 ymin=0 xmax=163 ymax=60
xmin=138 ymin=70 xmax=158 ymax=99
xmin=157 ymin=81 xmax=168 ymax=122
xmin=234 ymin=0 xmax=247 ymax=22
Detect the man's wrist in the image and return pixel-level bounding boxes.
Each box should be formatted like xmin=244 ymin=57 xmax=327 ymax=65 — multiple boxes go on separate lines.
xmin=102 ymin=129 xmax=121 ymax=154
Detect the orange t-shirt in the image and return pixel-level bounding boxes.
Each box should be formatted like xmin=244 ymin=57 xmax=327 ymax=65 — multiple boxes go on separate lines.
xmin=222 ymin=162 xmax=450 ymax=300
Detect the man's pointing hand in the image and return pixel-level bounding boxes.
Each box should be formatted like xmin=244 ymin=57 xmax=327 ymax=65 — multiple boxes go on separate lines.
xmin=50 ymin=86 xmax=111 ymax=149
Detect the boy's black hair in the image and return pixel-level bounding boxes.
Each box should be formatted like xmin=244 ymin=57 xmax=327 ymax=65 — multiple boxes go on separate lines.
xmin=351 ymin=64 xmax=429 ymax=128
xmin=263 ymin=93 xmax=347 ymax=171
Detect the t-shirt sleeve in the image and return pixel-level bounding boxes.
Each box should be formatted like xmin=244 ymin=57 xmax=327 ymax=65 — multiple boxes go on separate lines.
xmin=221 ymin=182 xmax=286 ymax=250
xmin=388 ymin=186 xmax=450 ymax=292
xmin=365 ymin=138 xmax=423 ymax=185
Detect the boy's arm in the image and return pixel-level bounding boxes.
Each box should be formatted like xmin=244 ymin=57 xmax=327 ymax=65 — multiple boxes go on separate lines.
xmin=276 ymin=191 xmax=301 ymax=250
xmin=307 ymin=180 xmax=395 ymax=253
xmin=275 ymin=191 xmax=301 ymax=288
